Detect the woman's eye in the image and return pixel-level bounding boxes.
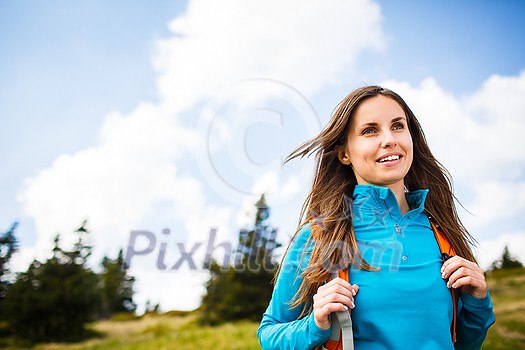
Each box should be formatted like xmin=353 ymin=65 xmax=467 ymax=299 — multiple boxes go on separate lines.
xmin=362 ymin=127 xmax=376 ymax=135
xmin=392 ymin=122 xmax=405 ymax=130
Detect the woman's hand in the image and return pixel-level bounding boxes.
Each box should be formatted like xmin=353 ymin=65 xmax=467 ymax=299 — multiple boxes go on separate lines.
xmin=441 ymin=256 xmax=488 ymax=298
xmin=313 ymin=277 xmax=359 ymax=330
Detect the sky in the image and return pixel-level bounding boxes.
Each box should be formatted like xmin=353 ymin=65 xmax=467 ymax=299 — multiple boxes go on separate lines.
xmin=1 ymin=0 xmax=524 ymax=312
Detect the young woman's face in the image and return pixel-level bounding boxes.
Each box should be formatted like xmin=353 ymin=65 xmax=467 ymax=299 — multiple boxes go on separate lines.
xmin=338 ymin=95 xmax=413 ymax=190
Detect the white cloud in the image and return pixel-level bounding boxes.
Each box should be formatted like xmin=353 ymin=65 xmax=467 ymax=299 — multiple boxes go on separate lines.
xmin=252 ymin=172 xmax=302 ymax=204
xmin=18 ymin=103 xmax=204 ymax=260
xmin=236 ymin=170 xmax=305 ymax=228
xmin=154 ymin=0 xmax=385 ymax=113
xmin=461 ymin=180 xmax=525 ymax=228
xmin=16 ymin=0 xmax=387 ymax=311
xmin=195 ymin=77 xmax=323 ymax=209
xmin=383 ymin=72 xmax=525 ymax=182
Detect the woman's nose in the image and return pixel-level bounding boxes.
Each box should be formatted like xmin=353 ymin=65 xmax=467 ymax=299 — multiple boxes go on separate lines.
xmin=381 ymin=131 xmax=398 ymax=148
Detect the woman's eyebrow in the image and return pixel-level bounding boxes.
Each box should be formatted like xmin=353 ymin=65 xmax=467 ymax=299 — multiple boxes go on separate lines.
xmin=391 ymin=116 xmax=407 ymax=123
xmin=358 ymin=121 xmax=378 ymax=127
xmin=358 ymin=116 xmax=406 ymax=128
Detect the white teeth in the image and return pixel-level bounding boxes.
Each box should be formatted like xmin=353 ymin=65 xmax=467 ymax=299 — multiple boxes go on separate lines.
xmin=379 ymin=155 xmax=400 ymax=163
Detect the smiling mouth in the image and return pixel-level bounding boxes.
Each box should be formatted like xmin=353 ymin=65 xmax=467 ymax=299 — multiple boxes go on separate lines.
xmin=377 ymin=155 xmax=401 ymax=163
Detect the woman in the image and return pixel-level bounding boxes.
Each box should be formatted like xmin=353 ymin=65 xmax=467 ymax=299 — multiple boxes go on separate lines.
xmin=257 ymin=86 xmax=495 ymax=349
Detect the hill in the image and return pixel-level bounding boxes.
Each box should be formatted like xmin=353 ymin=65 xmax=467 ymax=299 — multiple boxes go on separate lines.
xmin=1 ymin=267 xmax=523 ymax=349
xmin=1 ymin=313 xmax=260 ymax=350
xmin=483 ymin=267 xmax=525 ymax=349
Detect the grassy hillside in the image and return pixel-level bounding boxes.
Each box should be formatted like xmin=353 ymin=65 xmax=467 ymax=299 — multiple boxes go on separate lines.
xmin=1 ymin=314 xmax=260 ymax=350
xmin=482 ymin=267 xmax=525 ymax=349
xmin=2 ymin=267 xmax=523 ymax=349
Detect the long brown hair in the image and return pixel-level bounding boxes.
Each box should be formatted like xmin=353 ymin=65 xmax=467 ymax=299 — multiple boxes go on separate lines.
xmin=282 ymin=85 xmax=477 ymax=316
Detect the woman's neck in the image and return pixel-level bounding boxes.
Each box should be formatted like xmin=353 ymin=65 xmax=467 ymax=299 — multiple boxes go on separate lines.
xmin=388 ymin=182 xmax=410 ymax=215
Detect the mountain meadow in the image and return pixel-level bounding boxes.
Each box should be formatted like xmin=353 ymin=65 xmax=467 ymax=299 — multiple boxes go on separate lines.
xmin=1 ymin=267 xmax=523 ymax=350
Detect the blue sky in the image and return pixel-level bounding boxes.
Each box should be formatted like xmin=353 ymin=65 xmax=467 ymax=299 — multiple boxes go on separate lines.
xmin=377 ymin=1 xmax=525 ymax=93
xmin=0 ymin=1 xmax=185 ymax=227
xmin=1 ymin=0 xmax=524 ymax=311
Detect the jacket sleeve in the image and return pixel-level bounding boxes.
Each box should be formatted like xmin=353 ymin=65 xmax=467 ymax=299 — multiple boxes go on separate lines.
xmin=454 ymin=291 xmax=496 ymax=350
xmin=257 ymin=224 xmax=332 ymax=350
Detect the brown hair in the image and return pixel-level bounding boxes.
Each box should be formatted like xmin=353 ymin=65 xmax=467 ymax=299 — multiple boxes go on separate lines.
xmin=281 ymin=85 xmax=477 ymax=316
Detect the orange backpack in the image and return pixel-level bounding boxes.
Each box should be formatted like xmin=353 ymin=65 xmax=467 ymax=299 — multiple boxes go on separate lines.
xmin=316 ymin=219 xmax=459 ymax=350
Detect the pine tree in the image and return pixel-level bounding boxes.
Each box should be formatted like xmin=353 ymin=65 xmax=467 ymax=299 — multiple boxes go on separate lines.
xmin=491 ymin=245 xmax=524 ymax=270
xmin=0 ymin=222 xmax=18 ymax=320
xmin=3 ymin=224 xmax=100 ymax=342
xmin=200 ymin=194 xmax=281 ymax=325
xmin=99 ymin=249 xmax=136 ymax=318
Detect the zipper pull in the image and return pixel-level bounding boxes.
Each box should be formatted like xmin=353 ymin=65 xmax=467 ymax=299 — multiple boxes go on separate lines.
xmin=395 ymin=224 xmax=401 ymax=234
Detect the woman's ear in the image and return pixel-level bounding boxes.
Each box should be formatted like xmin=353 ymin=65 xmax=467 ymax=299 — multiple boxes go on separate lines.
xmin=337 ymin=146 xmax=351 ymax=165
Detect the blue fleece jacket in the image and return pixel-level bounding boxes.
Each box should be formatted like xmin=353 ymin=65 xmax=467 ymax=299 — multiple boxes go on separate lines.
xmin=258 ymin=185 xmax=495 ymax=350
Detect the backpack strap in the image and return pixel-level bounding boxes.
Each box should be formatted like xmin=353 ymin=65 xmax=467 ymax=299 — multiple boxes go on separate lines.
xmin=321 ymin=270 xmax=353 ymax=350
xmin=309 ymin=220 xmax=353 ymax=350
xmin=429 ymin=218 xmax=459 ymax=343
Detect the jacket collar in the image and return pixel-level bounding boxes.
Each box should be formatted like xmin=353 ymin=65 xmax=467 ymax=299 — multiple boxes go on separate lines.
xmin=352 ymin=184 xmax=429 ymax=218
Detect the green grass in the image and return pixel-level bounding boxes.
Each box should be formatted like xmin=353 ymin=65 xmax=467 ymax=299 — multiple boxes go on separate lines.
xmin=1 ymin=314 xmax=261 ymax=350
xmin=1 ymin=267 xmax=523 ymax=349
xmin=482 ymin=267 xmax=525 ymax=349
